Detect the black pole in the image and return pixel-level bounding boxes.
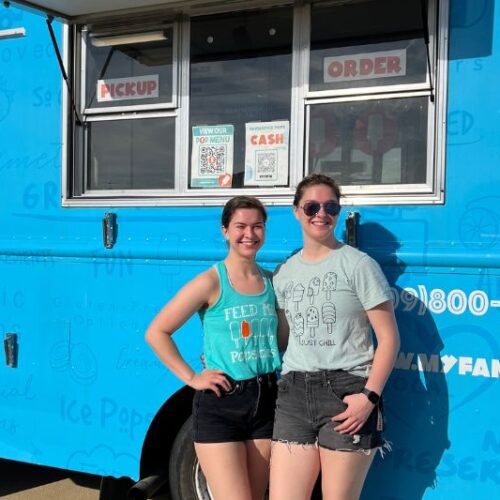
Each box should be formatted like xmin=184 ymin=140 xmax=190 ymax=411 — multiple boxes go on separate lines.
xmin=46 ymin=16 xmax=82 ymax=124
xmin=420 ymin=0 xmax=435 ymax=102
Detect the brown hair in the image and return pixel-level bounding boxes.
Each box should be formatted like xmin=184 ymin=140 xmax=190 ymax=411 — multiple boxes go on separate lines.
xmin=293 ymin=174 xmax=341 ymax=206
xmin=221 ymin=196 xmax=268 ymax=228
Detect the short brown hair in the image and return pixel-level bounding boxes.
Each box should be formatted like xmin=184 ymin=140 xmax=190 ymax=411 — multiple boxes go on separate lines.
xmin=221 ymin=196 xmax=268 ymax=228
xmin=293 ymin=174 xmax=341 ymax=206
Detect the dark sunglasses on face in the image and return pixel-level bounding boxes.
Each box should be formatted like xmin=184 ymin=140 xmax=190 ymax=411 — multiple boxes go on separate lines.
xmin=300 ymin=201 xmax=341 ymax=217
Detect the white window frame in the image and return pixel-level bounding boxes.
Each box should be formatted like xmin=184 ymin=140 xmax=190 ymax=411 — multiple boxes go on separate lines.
xmin=61 ymin=0 xmax=449 ymax=207
xmin=80 ymin=24 xmax=179 ymax=115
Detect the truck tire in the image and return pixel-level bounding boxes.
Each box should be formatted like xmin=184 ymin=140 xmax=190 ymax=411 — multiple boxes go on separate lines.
xmin=99 ymin=476 xmax=135 ymax=499
xmin=168 ymin=416 xmax=212 ymax=500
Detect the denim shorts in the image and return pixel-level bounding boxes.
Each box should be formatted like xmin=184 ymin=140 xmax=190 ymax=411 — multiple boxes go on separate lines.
xmin=272 ymin=370 xmax=384 ymax=451
xmin=192 ymin=372 xmax=277 ymax=443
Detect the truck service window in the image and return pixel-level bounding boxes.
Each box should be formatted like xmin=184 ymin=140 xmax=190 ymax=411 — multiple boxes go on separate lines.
xmin=189 ymin=7 xmax=293 ymax=190
xmin=306 ymin=0 xmax=438 ymax=195
xmin=72 ymin=24 xmax=176 ymax=195
xmin=65 ymin=0 xmax=444 ymax=205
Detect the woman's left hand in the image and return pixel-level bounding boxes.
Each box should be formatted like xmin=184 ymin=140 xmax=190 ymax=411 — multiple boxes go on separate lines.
xmin=331 ymin=393 xmax=374 ymax=435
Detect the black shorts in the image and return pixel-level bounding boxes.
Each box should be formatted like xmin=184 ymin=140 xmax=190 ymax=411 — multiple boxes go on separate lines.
xmin=273 ymin=370 xmax=384 ymax=451
xmin=192 ymin=372 xmax=277 ymax=443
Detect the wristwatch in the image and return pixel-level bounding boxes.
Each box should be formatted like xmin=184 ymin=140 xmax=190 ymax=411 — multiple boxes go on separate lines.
xmin=361 ymin=388 xmax=380 ymax=405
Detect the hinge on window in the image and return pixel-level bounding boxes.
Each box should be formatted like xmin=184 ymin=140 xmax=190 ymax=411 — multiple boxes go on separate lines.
xmin=345 ymin=211 xmax=360 ymax=248
xmin=102 ymin=212 xmax=118 ymax=249
xmin=4 ymin=333 xmax=18 ymax=368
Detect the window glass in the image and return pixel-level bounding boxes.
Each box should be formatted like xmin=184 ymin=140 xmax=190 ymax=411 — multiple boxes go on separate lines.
xmin=308 ymin=97 xmax=428 ymax=185
xmin=86 ymin=117 xmax=175 ymax=190
xmin=310 ymin=0 xmax=428 ymax=92
xmin=189 ymin=7 xmax=293 ymax=189
xmin=84 ymin=27 xmax=173 ymax=109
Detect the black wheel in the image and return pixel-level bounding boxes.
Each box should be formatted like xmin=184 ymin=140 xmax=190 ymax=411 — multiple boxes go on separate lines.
xmin=99 ymin=475 xmax=135 ymax=499
xmin=168 ymin=416 xmax=212 ymax=500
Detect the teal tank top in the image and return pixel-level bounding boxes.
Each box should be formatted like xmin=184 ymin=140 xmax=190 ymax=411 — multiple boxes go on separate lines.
xmin=199 ymin=261 xmax=281 ymax=380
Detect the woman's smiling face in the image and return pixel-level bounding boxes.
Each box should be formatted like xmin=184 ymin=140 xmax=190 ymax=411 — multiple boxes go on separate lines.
xmin=294 ymin=184 xmax=340 ymax=243
xmin=222 ymin=208 xmax=266 ymax=257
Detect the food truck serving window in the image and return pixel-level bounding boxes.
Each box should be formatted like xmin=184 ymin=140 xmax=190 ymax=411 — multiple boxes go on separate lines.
xmin=65 ymin=0 xmax=447 ymax=206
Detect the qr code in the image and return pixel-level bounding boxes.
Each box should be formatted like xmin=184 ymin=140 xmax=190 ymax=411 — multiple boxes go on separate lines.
xmin=255 ymin=150 xmax=277 ymax=180
xmin=199 ymin=146 xmax=227 ymax=175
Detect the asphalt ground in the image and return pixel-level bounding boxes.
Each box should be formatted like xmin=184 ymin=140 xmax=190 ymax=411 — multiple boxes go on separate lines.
xmin=0 ymin=459 xmax=100 ymax=499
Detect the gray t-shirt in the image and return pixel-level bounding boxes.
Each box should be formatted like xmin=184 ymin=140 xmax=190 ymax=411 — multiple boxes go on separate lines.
xmin=273 ymin=244 xmax=392 ymax=376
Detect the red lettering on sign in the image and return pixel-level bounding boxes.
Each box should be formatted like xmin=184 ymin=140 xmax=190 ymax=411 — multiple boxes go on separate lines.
xmin=98 ymin=77 xmax=158 ymax=101
xmin=125 ymin=82 xmax=136 ymax=96
xmin=344 ymin=60 xmax=357 ymax=77
xmin=374 ymin=57 xmax=385 ymax=75
xmin=328 ymin=61 xmax=343 ymax=78
xmin=100 ymin=84 xmax=111 ymax=99
xmin=327 ymin=54 xmax=403 ymax=80
xmin=251 ymin=133 xmax=285 ymax=146
xmin=360 ymin=59 xmax=373 ymax=75
xmin=137 ymin=81 xmax=147 ymax=96
xmin=147 ymin=80 xmax=157 ymax=94
xmin=386 ymin=56 xmax=401 ymax=74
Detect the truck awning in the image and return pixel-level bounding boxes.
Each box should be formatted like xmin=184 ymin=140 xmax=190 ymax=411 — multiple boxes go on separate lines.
xmin=9 ymin=0 xmax=221 ymax=23
xmin=9 ymin=1 xmax=396 ymax=24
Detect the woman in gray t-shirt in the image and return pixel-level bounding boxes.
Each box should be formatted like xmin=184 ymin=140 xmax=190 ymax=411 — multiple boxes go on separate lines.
xmin=270 ymin=174 xmax=400 ymax=500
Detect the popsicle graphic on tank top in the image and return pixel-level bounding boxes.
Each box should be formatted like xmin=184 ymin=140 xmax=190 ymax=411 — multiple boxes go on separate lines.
xmin=229 ymin=316 xmax=276 ymax=349
xmin=230 ymin=320 xmax=254 ymax=348
xmin=241 ymin=320 xmax=251 ymax=338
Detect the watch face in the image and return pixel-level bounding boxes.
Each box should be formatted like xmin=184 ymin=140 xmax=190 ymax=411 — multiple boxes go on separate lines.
xmin=363 ymin=388 xmax=379 ymax=404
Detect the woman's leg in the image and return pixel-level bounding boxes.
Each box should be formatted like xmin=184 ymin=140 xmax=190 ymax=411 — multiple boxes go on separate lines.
xmin=319 ymin=447 xmax=375 ymax=500
xmin=195 ymin=442 xmax=252 ymax=500
xmin=246 ymin=439 xmax=272 ymax=500
xmin=269 ymin=442 xmax=320 ymax=500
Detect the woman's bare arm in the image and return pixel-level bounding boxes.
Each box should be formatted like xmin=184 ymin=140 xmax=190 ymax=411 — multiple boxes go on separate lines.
xmin=145 ymin=269 xmax=231 ymax=395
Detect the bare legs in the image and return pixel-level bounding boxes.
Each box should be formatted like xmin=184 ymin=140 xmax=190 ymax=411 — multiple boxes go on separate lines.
xmin=269 ymin=442 xmax=375 ymax=500
xmin=269 ymin=442 xmax=320 ymax=500
xmin=195 ymin=439 xmax=271 ymax=500
xmin=319 ymin=447 xmax=375 ymax=500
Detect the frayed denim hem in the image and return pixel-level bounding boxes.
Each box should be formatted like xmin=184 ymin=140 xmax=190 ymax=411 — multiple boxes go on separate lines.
xmin=317 ymin=438 xmax=393 ymax=456
xmin=271 ymin=439 xmax=318 ymax=451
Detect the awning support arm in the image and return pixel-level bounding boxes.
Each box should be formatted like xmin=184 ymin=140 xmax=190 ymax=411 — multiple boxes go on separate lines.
xmin=46 ymin=16 xmax=82 ymax=124
xmin=420 ymin=0 xmax=435 ymax=103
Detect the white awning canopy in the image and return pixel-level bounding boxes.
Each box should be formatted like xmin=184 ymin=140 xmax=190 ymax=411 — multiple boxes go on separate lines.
xmin=8 ymin=1 xmax=372 ymax=24
xmin=8 ymin=0 xmax=243 ymax=23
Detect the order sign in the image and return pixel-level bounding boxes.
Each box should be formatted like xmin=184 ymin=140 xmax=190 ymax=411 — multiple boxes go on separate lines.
xmin=323 ymin=49 xmax=406 ymax=83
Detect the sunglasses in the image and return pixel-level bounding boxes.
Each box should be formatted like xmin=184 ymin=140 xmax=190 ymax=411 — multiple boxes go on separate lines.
xmin=300 ymin=201 xmax=341 ymax=217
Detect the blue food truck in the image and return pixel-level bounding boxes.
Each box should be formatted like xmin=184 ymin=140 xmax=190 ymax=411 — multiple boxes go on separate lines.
xmin=0 ymin=0 xmax=498 ymax=498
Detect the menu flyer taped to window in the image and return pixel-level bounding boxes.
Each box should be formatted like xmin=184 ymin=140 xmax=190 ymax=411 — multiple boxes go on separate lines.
xmin=191 ymin=125 xmax=234 ymax=188
xmin=244 ymin=121 xmax=289 ymax=186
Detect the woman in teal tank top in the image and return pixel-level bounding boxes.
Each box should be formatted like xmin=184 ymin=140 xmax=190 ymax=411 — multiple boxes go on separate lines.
xmin=146 ymin=196 xmax=281 ymax=500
